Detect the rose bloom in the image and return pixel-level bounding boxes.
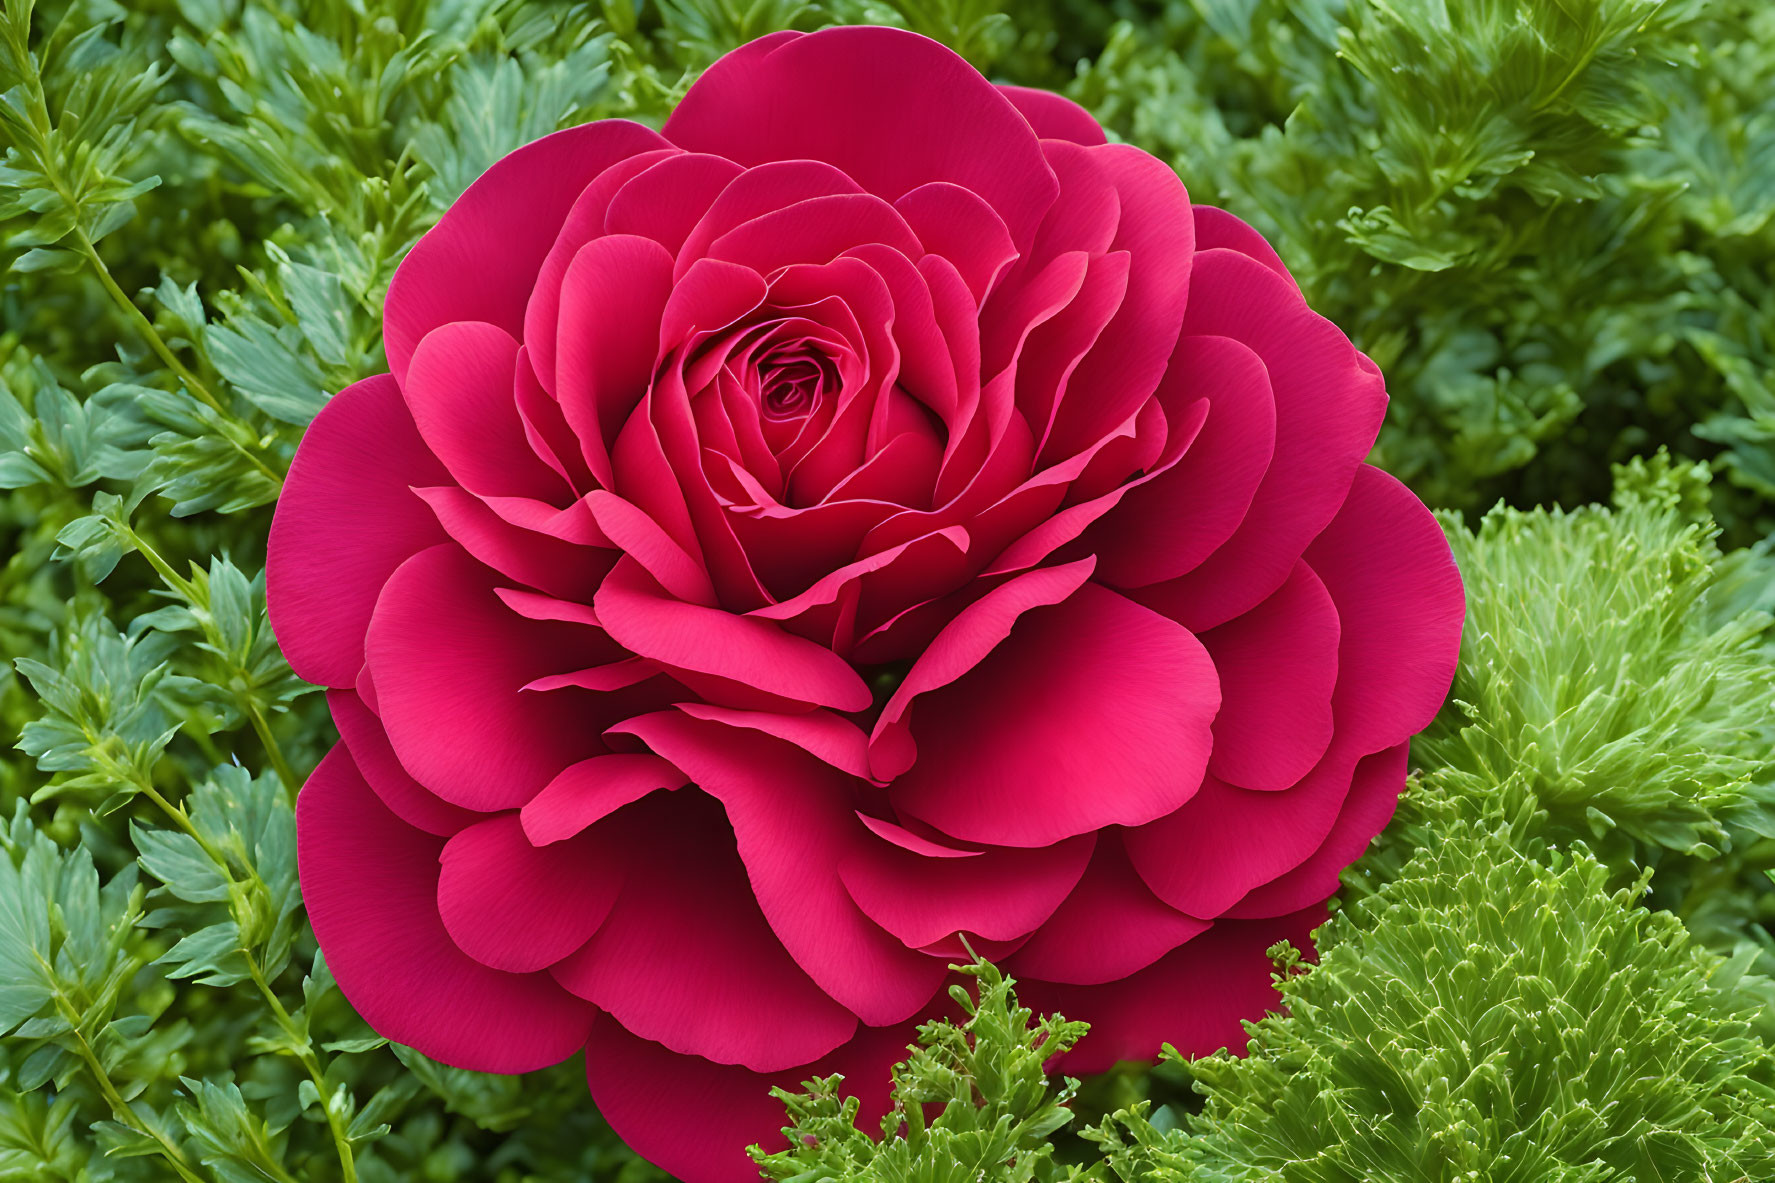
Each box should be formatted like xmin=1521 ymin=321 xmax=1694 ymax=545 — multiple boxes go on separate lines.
xmin=267 ymin=25 xmax=1463 ymax=1183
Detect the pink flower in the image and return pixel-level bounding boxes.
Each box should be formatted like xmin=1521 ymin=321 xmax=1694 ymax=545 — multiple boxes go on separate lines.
xmin=267 ymin=26 xmax=1463 ymax=1182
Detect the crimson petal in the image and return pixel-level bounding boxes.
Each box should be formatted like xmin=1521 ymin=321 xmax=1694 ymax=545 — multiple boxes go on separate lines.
xmin=267 ymin=375 xmax=447 ymax=687
xmin=297 ymin=746 xmax=594 ymax=1072
xmin=385 ymin=120 xmax=669 ymax=382
xmin=888 ymin=581 xmax=1219 ymax=848
xmin=663 ymin=26 xmax=1059 ymax=250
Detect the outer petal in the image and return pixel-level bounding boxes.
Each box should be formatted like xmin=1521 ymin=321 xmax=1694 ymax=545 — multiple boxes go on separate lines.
xmin=366 ymin=544 xmax=622 ymax=810
xmin=1200 ymin=561 xmax=1339 ymax=792
xmin=327 ymin=689 xmax=477 ymax=837
xmin=1020 ymin=907 xmax=1321 ymax=1074
xmin=384 ymin=119 xmax=671 ymax=383
xmin=998 ymin=84 xmax=1107 ymax=146
xmin=297 ymin=745 xmax=594 ymax=1072
xmin=1304 ymin=466 xmax=1464 ymax=755
xmin=1003 ymin=836 xmax=1211 ymax=985
xmin=1224 ymin=743 xmax=1409 ymax=918
xmin=613 ymin=711 xmax=948 ymax=1026
xmin=267 ymin=375 xmax=448 ymax=688
xmin=868 ymin=558 xmax=1097 ymax=782
xmin=1122 ymin=747 xmax=1365 ymax=920
xmin=1192 ymin=204 xmax=1295 ymax=287
xmin=1139 ymin=248 xmax=1389 ymax=630
xmin=551 ymin=790 xmax=858 ymax=1072
xmin=584 ymin=1010 xmax=920 ymax=1183
xmin=889 ymin=582 xmax=1220 ymax=848
xmin=663 ymin=26 xmax=1059 ymax=250
xmin=436 ymin=814 xmax=625 ymax=973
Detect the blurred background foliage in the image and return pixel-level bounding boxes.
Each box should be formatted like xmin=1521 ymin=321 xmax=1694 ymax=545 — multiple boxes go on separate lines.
xmin=1 ymin=0 xmax=1773 ymax=1179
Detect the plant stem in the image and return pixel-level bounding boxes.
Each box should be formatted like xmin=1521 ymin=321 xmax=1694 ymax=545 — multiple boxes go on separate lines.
xmin=49 ymin=994 xmax=209 ymax=1183
xmin=245 ymin=958 xmax=358 ymax=1183
xmin=246 ymin=700 xmax=302 ymax=797
xmin=123 ymin=522 xmax=302 ymax=796
xmin=69 ymin=230 xmax=225 ymax=413
xmin=11 ymin=47 xmax=284 ymax=492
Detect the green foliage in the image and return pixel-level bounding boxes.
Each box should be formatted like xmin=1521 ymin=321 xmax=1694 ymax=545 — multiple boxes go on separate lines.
xmin=1402 ymin=455 xmax=1775 ymax=864
xmin=1070 ymin=0 xmax=1775 ymax=540
xmin=1089 ymin=822 xmax=1775 ymax=1182
xmin=754 ymin=960 xmax=1095 ymax=1183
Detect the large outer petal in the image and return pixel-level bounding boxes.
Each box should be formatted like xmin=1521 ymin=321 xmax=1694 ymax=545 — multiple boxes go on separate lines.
xmin=663 ymin=26 xmax=1059 ymax=250
xmin=297 ymin=745 xmax=594 ymax=1072
xmin=1132 ymin=248 xmax=1389 ymax=630
xmin=613 ymin=711 xmax=948 ymax=1026
xmin=997 ymin=84 xmax=1107 ymax=146
xmin=1019 ymin=907 xmax=1321 ymax=1074
xmin=585 ymin=1011 xmax=924 ymax=1183
xmin=1123 ymin=743 xmax=1375 ymax=919
xmin=1224 ymin=743 xmax=1409 ymax=918
xmin=267 ymin=375 xmax=448 ymax=688
xmin=551 ymin=790 xmax=859 ymax=1072
xmin=327 ymin=689 xmax=477 ymax=838
xmin=366 ymin=544 xmax=624 ymax=810
xmin=888 ymin=582 xmax=1220 ymax=848
xmin=1302 ymin=465 xmax=1465 ymax=755
xmin=1200 ymin=560 xmax=1339 ymax=792
xmin=383 ymin=119 xmax=670 ymax=383
xmin=1003 ymin=836 xmax=1210 ymax=985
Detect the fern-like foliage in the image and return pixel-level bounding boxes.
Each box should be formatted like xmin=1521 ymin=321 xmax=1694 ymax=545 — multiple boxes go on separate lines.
xmin=753 ymin=959 xmax=1095 ymax=1183
xmin=1090 ymin=821 xmax=1775 ymax=1183
xmin=1409 ymin=454 xmax=1775 ymax=864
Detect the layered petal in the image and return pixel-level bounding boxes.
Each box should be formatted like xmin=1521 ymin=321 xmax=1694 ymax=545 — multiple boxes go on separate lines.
xmin=552 ymin=789 xmax=859 ymax=1072
xmin=267 ymin=375 xmax=448 ymax=687
xmin=1304 ymin=466 xmax=1465 ymax=754
xmin=840 ymin=828 xmax=1094 ymax=949
xmin=888 ymin=581 xmax=1220 ymax=847
xmin=437 ymin=814 xmax=626 ymax=973
xmin=585 ymin=1010 xmax=921 ymax=1183
xmin=297 ymin=746 xmax=595 ymax=1072
xmin=1004 ymin=836 xmax=1211 ymax=985
xmin=1200 ymin=561 xmax=1339 ymax=791
xmin=664 ymin=26 xmax=1059 ymax=249
xmin=1020 ymin=907 xmax=1320 ymax=1074
xmin=614 ymin=711 xmax=948 ymax=1025
xmin=998 ymin=84 xmax=1107 ymax=146
xmin=385 ymin=119 xmax=670 ymax=382
xmin=366 ymin=544 xmax=623 ymax=810
xmin=1137 ymin=248 xmax=1389 ymax=630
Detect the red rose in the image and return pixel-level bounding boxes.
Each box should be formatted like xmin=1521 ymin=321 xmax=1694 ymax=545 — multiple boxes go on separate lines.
xmin=267 ymin=26 xmax=1463 ymax=1182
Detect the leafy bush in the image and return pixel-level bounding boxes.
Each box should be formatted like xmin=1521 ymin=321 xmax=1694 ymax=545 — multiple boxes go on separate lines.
xmin=1071 ymin=0 xmax=1775 ymax=541
xmin=1093 ymin=822 xmax=1775 ymax=1183
xmin=753 ymin=960 xmax=1092 ymax=1183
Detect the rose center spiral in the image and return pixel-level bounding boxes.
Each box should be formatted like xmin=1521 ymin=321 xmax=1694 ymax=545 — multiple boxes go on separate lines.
xmin=758 ymin=351 xmax=836 ymax=421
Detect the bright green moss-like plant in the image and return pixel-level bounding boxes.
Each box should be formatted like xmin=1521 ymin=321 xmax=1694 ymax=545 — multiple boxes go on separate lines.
xmin=753 ymin=960 xmax=1095 ymax=1183
xmin=1407 ymin=455 xmax=1775 ymax=865
xmin=1091 ymin=822 xmax=1775 ymax=1183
